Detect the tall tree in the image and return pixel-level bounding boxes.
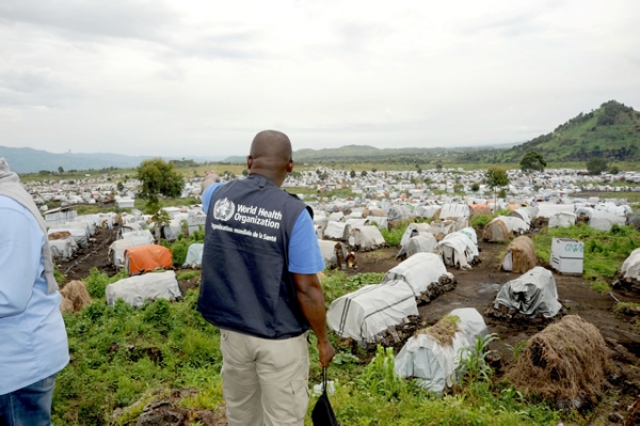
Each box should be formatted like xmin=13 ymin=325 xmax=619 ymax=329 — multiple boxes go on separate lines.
xmin=136 ymin=158 xmax=185 ymax=210
xmin=520 ymin=151 xmax=547 ymax=173
xmin=586 ymin=157 xmax=608 ymax=175
xmin=485 ymin=166 xmax=510 ymax=207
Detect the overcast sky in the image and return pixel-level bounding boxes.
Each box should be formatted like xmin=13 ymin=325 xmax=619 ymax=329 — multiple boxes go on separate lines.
xmin=0 ymin=0 xmax=638 ymax=158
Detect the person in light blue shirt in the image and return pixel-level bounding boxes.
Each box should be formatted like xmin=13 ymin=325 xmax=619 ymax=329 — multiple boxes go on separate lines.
xmin=0 ymin=158 xmax=69 ymax=426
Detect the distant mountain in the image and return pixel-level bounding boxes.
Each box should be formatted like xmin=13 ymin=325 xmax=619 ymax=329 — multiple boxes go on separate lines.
xmin=0 ymin=146 xmax=226 ymax=174
xmin=502 ymin=100 xmax=640 ymax=162
xmin=222 ymin=144 xmax=485 ymax=164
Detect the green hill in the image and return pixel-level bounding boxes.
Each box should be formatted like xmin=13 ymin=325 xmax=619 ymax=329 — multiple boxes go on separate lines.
xmin=502 ymin=100 xmax=640 ymax=162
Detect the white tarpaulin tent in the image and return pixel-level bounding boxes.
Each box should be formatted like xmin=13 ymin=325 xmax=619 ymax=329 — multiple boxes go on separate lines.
xmin=439 ymin=204 xmax=470 ymax=220
xmin=394 ymin=308 xmax=488 ymax=392
xmin=495 ymin=216 xmax=529 ymax=234
xmin=388 ymin=205 xmax=414 ymax=221
xmin=323 ymin=221 xmax=351 ymax=241
xmin=47 ymin=224 xmax=90 ymax=249
xmin=349 ymin=226 xmax=385 ymax=251
xmin=415 ymin=205 xmax=441 ymax=219
xmin=508 ymin=208 xmax=531 ymax=226
xmin=589 ymin=214 xmax=626 ymax=232
xmin=106 ymin=270 xmax=181 ymax=307
xmin=400 ymin=223 xmax=433 ymax=248
xmin=396 ymin=234 xmax=437 ymax=259
xmin=327 ymin=280 xmax=418 ymax=343
xmin=621 ymin=248 xmax=640 ymax=281
xmin=161 ymin=218 xmax=183 ymax=242
xmin=49 ymin=237 xmax=79 ymax=261
xmin=536 ymin=203 xmax=575 ymax=219
xmin=436 ymin=231 xmax=479 ymax=269
xmin=382 ymin=253 xmax=447 ymax=296
xmin=109 ymin=236 xmax=157 ymax=268
xmin=549 ymin=212 xmax=577 ymax=228
xmin=493 ymin=267 xmax=562 ymax=318
xmin=182 ymin=243 xmax=204 ymax=268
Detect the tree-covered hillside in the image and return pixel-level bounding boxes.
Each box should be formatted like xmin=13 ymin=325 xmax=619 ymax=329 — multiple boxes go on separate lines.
xmin=501 ymin=100 xmax=639 ymax=163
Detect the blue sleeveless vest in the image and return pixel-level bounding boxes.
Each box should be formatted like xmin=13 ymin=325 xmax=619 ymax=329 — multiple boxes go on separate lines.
xmin=197 ymin=175 xmax=310 ymax=339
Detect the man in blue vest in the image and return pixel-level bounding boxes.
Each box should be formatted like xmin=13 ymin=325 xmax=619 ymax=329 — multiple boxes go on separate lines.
xmin=198 ymin=130 xmax=334 ymax=425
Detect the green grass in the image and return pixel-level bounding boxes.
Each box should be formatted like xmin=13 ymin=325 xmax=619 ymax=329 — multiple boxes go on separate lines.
xmin=532 ymin=223 xmax=640 ymax=289
xmin=54 ymin=267 xmax=584 ymax=425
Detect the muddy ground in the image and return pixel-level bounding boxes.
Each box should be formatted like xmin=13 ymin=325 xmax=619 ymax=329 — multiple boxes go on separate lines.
xmin=57 ymin=225 xmax=640 ymax=423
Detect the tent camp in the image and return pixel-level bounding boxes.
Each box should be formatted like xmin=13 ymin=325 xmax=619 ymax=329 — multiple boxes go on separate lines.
xmin=106 ymin=270 xmax=181 ymax=308
xmin=396 ymin=234 xmax=437 ymax=260
xmin=621 ymin=248 xmax=640 ymax=281
xmin=183 ymin=243 xmax=204 ymax=268
xmin=436 ymin=231 xmax=479 ymax=269
xmin=326 ymin=280 xmax=418 ymax=343
xmin=349 ymin=226 xmax=385 ymax=251
xmin=382 ymin=253 xmax=447 ymax=296
xmin=493 ymin=267 xmax=562 ymax=318
xmin=394 ymin=308 xmax=488 ymax=392
xmin=124 ymin=245 xmax=173 ymax=275
xmin=501 ymin=236 xmax=537 ymax=273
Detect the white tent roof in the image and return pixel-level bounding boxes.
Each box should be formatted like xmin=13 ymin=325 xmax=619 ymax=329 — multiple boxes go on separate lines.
xmin=394 ymin=308 xmax=488 ymax=392
xmin=549 ymin=212 xmax=576 ymax=228
xmin=106 ymin=270 xmax=181 ymax=307
xmin=183 ymin=243 xmax=204 ymax=268
xmin=109 ymin=236 xmax=156 ymax=268
xmin=436 ymin=231 xmax=479 ymax=269
xmin=622 ymin=248 xmax=640 ymax=280
xmin=589 ymin=214 xmax=625 ymax=231
xmin=327 ymin=280 xmax=418 ymax=343
xmin=400 ymin=223 xmax=433 ymax=247
xmin=396 ymin=234 xmax=437 ymax=259
xmin=494 ymin=266 xmax=561 ymax=318
xmin=383 ymin=252 xmax=447 ymax=296
xmin=349 ymin=226 xmax=385 ymax=251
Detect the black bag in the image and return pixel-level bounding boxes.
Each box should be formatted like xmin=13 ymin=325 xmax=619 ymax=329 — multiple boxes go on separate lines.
xmin=311 ymin=367 xmax=340 ymax=426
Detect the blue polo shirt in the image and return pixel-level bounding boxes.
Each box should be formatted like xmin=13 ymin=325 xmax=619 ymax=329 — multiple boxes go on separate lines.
xmin=0 ymin=196 xmax=69 ymax=395
xmin=202 ymin=182 xmax=324 ymax=274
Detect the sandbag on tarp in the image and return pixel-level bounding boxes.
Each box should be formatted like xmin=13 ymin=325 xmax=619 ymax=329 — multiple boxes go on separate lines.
xmin=323 ymin=221 xmax=351 ymax=241
xmin=436 ymin=231 xmax=479 ymax=269
xmin=388 ymin=205 xmax=414 ymax=221
xmin=106 ymin=270 xmax=181 ymax=307
xmin=382 ymin=253 xmax=447 ymax=296
xmin=109 ymin=236 xmax=158 ymax=268
xmin=47 ymin=225 xmax=90 ymax=249
xmin=400 ymin=223 xmax=433 ymax=248
xmin=49 ymin=237 xmax=79 ymax=261
xmin=124 ymin=244 xmax=173 ymax=275
xmin=589 ymin=214 xmax=626 ymax=232
xmin=493 ymin=267 xmax=561 ymax=318
xmin=349 ymin=226 xmax=385 ymax=251
xmin=621 ymin=248 xmax=640 ymax=281
xmin=326 ymin=281 xmax=418 ymax=343
xmin=501 ymin=236 xmax=537 ymax=273
xmin=396 ymin=234 xmax=437 ymax=259
xmin=548 ymin=212 xmax=576 ymax=228
xmin=183 ymin=243 xmax=204 ymax=268
xmin=394 ymin=308 xmax=488 ymax=392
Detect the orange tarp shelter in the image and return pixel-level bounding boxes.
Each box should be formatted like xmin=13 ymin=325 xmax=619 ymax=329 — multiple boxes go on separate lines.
xmin=124 ymin=245 xmax=173 ymax=275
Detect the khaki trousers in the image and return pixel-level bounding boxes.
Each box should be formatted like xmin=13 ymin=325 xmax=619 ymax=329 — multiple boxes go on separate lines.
xmin=220 ymin=329 xmax=310 ymax=426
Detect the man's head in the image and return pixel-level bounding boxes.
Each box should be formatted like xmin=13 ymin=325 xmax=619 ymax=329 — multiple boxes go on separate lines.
xmin=247 ymin=130 xmax=294 ymax=187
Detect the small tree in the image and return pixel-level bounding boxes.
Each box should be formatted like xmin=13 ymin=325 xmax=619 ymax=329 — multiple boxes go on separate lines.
xmin=136 ymin=158 xmax=185 ymax=213
xmin=471 ymin=182 xmax=480 ymax=192
xmin=361 ymin=170 xmax=368 ymax=177
xmin=350 ymin=170 xmax=356 ymax=178
xmin=58 ymin=166 xmax=64 ymax=173
xmin=586 ymin=157 xmax=608 ymax=175
xmin=485 ymin=166 xmax=509 ymax=207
